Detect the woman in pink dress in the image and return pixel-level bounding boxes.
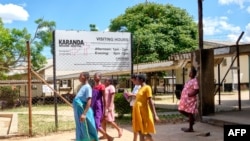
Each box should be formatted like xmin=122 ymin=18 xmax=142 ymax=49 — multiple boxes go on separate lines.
xmin=178 ymin=66 xmax=199 ymax=132
xmin=103 ymin=78 xmax=123 ymax=138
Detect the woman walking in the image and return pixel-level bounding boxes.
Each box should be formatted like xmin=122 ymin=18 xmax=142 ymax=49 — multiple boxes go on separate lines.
xmin=132 ymin=74 xmax=160 ymax=141
xmin=91 ymin=72 xmax=113 ymax=141
xmin=73 ymin=72 xmax=99 ymax=141
xmin=103 ymin=78 xmax=123 ymax=138
xmin=124 ymin=74 xmax=141 ymax=141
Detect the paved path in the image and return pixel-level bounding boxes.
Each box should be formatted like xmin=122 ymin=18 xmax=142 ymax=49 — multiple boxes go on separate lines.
xmin=0 ymin=112 xmax=18 ymax=136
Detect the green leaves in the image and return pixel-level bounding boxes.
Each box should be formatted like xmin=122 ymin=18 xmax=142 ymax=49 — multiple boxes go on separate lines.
xmin=109 ymin=2 xmax=198 ymax=64
xmin=0 ymin=18 xmax=56 ymax=79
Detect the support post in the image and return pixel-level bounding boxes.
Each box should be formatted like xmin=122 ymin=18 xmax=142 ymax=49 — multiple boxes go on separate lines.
xmin=26 ymin=41 xmax=32 ymax=136
xmin=218 ymin=64 xmax=221 ymax=105
xmin=236 ymin=31 xmax=244 ymax=111
xmin=249 ymin=55 xmax=250 ymax=100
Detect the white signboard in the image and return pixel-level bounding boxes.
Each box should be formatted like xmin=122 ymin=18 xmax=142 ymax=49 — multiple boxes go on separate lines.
xmin=54 ymin=30 xmax=131 ymax=71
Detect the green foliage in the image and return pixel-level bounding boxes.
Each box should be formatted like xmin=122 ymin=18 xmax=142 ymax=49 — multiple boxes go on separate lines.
xmin=114 ymin=92 xmax=131 ymax=117
xmin=0 ymin=72 xmax=8 ymax=80
xmin=89 ymin=24 xmax=98 ymax=31
xmin=109 ymin=2 xmax=198 ymax=63
xmin=30 ymin=18 xmax=56 ymax=70
xmin=0 ymin=18 xmax=55 ymax=76
xmin=0 ymin=86 xmax=19 ymax=107
xmin=0 ymin=19 xmax=29 ymax=73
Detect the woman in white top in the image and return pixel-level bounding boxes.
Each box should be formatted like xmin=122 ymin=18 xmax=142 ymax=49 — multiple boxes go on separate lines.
xmin=124 ymin=74 xmax=141 ymax=105
xmin=124 ymin=74 xmax=141 ymax=141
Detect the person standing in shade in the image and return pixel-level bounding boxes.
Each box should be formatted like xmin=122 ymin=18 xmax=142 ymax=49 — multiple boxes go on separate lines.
xmin=132 ymin=74 xmax=160 ymax=141
xmin=91 ymin=72 xmax=113 ymax=141
xmin=178 ymin=66 xmax=199 ymax=132
xmin=73 ymin=72 xmax=99 ymax=141
xmin=102 ymin=78 xmax=123 ymax=138
xmin=124 ymin=74 xmax=141 ymax=141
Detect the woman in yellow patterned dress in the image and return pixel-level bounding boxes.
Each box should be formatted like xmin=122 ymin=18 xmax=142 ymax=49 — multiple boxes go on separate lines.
xmin=132 ymin=74 xmax=160 ymax=141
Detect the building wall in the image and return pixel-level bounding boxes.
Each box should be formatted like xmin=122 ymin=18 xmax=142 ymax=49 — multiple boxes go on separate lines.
xmin=214 ymin=55 xmax=249 ymax=91
xmin=173 ymin=55 xmax=249 ymax=92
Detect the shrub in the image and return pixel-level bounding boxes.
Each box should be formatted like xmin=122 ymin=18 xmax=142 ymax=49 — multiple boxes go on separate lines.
xmin=0 ymin=86 xmax=19 ymax=108
xmin=114 ymin=92 xmax=131 ymax=118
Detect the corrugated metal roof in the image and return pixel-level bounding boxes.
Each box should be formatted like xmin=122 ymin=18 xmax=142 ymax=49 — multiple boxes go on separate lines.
xmin=168 ymin=42 xmax=250 ymax=61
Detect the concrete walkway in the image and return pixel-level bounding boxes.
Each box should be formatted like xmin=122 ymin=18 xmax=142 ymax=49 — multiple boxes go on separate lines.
xmin=0 ymin=112 xmax=18 ymax=136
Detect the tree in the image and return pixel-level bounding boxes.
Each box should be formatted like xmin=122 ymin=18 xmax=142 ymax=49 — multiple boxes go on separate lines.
xmin=89 ymin=24 xmax=98 ymax=31
xmin=0 ymin=18 xmax=56 ymax=79
xmin=109 ymin=2 xmax=198 ymax=64
xmin=0 ymin=19 xmax=30 ymax=79
xmin=30 ymin=18 xmax=56 ymax=70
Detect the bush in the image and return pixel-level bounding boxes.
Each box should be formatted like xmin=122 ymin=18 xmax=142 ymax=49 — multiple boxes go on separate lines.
xmin=0 ymin=86 xmax=19 ymax=108
xmin=114 ymin=92 xmax=131 ymax=118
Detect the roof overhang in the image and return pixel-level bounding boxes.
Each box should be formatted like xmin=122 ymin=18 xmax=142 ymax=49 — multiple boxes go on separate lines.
xmin=46 ymin=60 xmax=189 ymax=80
xmin=0 ymin=80 xmax=43 ymax=86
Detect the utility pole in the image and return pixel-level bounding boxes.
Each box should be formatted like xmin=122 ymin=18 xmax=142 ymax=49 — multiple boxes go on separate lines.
xmin=198 ymin=0 xmax=204 ymax=117
xmin=197 ymin=0 xmax=215 ymax=116
xmin=26 ymin=41 xmax=32 ymax=136
xmin=198 ymin=0 xmax=203 ymax=50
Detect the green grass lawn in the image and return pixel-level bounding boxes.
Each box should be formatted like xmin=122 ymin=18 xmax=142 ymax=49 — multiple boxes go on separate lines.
xmin=18 ymin=113 xmax=75 ymax=136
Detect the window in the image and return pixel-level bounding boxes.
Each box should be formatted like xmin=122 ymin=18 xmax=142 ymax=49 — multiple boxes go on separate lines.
xmin=62 ymin=80 xmax=68 ymax=88
xmin=60 ymin=80 xmax=71 ymax=88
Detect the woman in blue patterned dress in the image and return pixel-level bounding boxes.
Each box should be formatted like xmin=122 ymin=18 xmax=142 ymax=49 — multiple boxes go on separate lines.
xmin=73 ymin=72 xmax=99 ymax=141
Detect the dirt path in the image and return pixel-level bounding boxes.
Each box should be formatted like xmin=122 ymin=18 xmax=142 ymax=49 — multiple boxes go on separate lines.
xmin=1 ymin=122 xmax=223 ymax=141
